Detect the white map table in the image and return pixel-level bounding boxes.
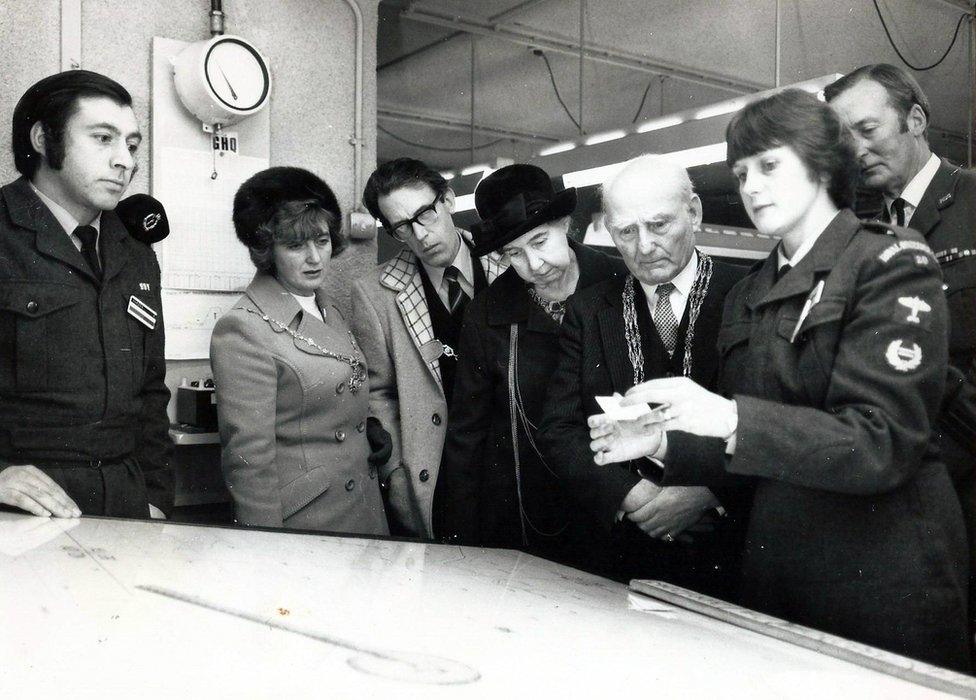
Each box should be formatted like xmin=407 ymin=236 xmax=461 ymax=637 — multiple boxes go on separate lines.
xmin=0 ymin=512 xmax=970 ymax=698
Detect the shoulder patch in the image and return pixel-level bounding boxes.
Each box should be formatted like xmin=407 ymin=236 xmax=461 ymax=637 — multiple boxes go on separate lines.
xmin=877 ymin=239 xmax=935 ymax=265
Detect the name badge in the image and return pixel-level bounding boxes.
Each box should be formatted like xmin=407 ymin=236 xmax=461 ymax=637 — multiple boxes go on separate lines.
xmin=128 ymin=295 xmax=157 ymax=330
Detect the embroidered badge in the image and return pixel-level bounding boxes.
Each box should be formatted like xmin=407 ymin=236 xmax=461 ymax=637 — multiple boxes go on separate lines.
xmin=127 ymin=295 xmax=158 ymax=330
xmin=878 ymin=240 xmax=934 ymax=264
xmin=885 ymin=339 xmax=922 ymax=372
xmin=142 ymin=212 xmax=162 ymax=231
xmin=897 ymin=296 xmax=931 ymax=325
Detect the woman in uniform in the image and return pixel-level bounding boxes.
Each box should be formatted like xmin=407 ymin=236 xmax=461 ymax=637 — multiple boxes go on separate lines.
xmin=588 ymin=89 xmax=970 ymax=671
xmin=436 ymin=164 xmax=624 ymax=569
xmin=211 ymin=167 xmax=388 ymax=535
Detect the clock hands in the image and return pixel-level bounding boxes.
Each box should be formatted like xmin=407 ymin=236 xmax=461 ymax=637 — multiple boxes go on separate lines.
xmin=214 ymin=61 xmax=238 ymax=102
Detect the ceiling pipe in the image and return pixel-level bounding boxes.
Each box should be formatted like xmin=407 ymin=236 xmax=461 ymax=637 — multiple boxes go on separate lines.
xmin=209 ymin=0 xmax=225 ymax=36
xmin=334 ymin=0 xmax=366 ymax=211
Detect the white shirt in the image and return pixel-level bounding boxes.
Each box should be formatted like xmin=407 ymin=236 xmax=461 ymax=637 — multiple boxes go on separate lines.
xmin=292 ymin=293 xmax=325 ymax=323
xmin=421 ymin=230 xmax=475 ymax=308
xmin=639 ymin=250 xmax=698 ymax=322
xmin=884 ymin=152 xmax=940 ymax=226
xmin=776 ymin=222 xmax=829 ymax=270
xmin=29 ymin=182 xmax=102 ymax=254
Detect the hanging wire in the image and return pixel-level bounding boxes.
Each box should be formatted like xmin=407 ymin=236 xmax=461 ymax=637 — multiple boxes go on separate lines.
xmin=631 ymin=80 xmax=656 ymax=123
xmin=872 ymin=0 xmax=969 ymax=71
xmin=377 ymin=123 xmax=507 ymax=152
xmin=533 ymin=49 xmax=582 ymax=131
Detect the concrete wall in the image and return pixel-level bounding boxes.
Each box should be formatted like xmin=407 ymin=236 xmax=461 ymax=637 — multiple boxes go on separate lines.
xmin=0 ymin=0 xmax=380 ymax=417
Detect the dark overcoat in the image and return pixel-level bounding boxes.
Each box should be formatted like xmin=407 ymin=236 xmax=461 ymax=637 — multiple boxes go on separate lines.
xmin=536 ymin=254 xmax=747 ymax=590
xmin=663 ymin=210 xmax=970 ymax=672
xmin=436 ymin=241 xmax=625 ymax=567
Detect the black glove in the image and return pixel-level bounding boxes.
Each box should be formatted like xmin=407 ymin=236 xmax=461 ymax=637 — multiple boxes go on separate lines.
xmin=366 ymin=416 xmax=392 ymax=468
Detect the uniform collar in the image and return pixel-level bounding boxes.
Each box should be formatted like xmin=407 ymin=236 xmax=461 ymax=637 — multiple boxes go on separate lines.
xmin=29 ymin=181 xmax=102 ymax=238
xmin=887 ymin=152 xmax=940 ymax=212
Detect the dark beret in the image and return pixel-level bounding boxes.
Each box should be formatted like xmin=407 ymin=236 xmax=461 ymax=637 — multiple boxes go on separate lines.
xmin=232 ymin=166 xmax=341 ymax=248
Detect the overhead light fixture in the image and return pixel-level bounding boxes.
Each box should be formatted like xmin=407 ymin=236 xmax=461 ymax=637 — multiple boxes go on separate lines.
xmin=584 ymin=129 xmax=627 ymax=146
xmin=440 ymin=170 xmax=456 ymax=180
xmin=635 ymin=114 xmax=685 ymax=133
xmin=692 ymin=99 xmax=747 ymax=121
xmin=460 ymin=163 xmax=492 ymax=176
xmin=560 ymin=141 xmax=727 ymax=189
xmin=539 ymin=141 xmax=577 ymax=156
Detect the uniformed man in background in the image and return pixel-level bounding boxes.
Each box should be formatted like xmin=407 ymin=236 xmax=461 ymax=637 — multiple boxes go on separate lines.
xmin=0 ymin=70 xmax=172 ymax=519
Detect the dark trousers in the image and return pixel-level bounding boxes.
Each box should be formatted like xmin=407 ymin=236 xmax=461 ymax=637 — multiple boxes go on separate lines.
xmin=41 ymin=458 xmax=150 ymax=518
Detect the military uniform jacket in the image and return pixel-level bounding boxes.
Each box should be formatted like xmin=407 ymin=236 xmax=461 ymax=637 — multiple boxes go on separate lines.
xmin=0 ymin=177 xmax=172 ymax=511
xmin=663 ymin=210 xmax=969 ymax=670
xmin=349 ymin=233 xmax=505 ymax=538
xmin=211 ymin=272 xmax=388 ymax=535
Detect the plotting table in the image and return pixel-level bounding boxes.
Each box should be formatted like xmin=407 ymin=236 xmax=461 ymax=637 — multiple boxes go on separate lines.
xmin=1 ymin=512 xmax=972 ymax=698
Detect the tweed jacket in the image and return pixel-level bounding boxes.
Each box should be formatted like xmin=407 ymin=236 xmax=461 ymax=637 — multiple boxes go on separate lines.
xmin=349 ymin=231 xmax=505 ymax=538
xmin=211 ymin=272 xmax=388 ymax=535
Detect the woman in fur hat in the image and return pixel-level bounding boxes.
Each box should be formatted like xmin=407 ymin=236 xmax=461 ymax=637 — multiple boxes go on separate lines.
xmin=210 ymin=167 xmax=389 ymax=535
xmin=435 ymin=164 xmax=625 ymax=571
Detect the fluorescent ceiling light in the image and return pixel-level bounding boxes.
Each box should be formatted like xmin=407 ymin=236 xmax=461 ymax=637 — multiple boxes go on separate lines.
xmin=538 ymin=141 xmax=577 ymax=156
xmin=584 ymin=129 xmax=627 ymax=146
xmin=561 ymin=141 xmax=727 ymax=189
xmin=693 ymin=100 xmax=746 ymax=121
xmin=460 ymin=163 xmax=491 ymax=176
xmin=635 ymin=115 xmax=684 ymax=133
xmin=439 ymin=170 xmax=455 ymax=180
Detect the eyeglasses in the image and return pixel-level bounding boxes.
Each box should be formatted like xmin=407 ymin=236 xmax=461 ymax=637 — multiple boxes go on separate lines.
xmin=387 ymin=194 xmax=444 ymax=242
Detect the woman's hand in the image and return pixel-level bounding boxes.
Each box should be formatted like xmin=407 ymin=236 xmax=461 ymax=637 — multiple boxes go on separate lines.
xmin=588 ymin=412 xmax=665 ymax=465
xmin=622 ymin=377 xmax=736 ymax=439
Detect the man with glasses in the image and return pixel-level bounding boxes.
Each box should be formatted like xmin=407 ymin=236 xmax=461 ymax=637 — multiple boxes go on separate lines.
xmin=351 ymin=158 xmax=506 ymax=537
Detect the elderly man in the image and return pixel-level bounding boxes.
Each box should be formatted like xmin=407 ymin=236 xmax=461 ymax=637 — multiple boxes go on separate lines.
xmin=0 ymin=71 xmax=171 ymax=519
xmin=537 ymin=154 xmax=745 ymax=594
xmin=827 ymin=65 xmax=976 ymax=652
xmin=350 ymin=158 xmax=506 ymax=537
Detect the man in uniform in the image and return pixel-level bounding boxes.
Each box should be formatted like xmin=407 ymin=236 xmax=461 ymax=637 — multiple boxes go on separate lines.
xmin=827 ymin=61 xmax=976 ymax=660
xmin=537 ymin=155 xmax=746 ymax=595
xmin=350 ymin=159 xmax=505 ymax=537
xmin=0 ymin=70 xmax=171 ymax=519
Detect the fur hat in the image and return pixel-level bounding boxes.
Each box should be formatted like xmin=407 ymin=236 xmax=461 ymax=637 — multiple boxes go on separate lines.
xmin=232 ymin=166 xmax=341 ymax=248
xmin=471 ymin=164 xmax=576 ymax=257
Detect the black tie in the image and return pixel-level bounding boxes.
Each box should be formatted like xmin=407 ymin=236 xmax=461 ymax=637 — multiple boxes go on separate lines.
xmin=777 ymin=263 xmax=792 ymax=281
xmin=443 ymin=265 xmax=468 ymax=316
xmin=74 ymin=225 xmax=101 ymax=280
xmin=891 ymin=197 xmax=907 ymax=227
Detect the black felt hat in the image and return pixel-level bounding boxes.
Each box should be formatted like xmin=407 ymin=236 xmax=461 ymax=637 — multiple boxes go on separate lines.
xmin=471 ymin=164 xmax=577 ymax=257
xmin=233 ymin=167 xmax=341 ymax=248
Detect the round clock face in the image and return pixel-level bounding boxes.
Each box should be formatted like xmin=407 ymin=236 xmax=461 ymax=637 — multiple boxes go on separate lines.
xmin=204 ymin=38 xmax=270 ymax=112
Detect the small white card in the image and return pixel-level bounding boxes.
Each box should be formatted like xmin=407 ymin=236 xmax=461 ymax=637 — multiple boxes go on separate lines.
xmin=595 ymin=392 xmax=652 ymax=421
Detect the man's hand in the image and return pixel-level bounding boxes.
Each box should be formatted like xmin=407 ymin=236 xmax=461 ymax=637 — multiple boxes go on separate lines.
xmin=627 ymin=486 xmax=718 ymax=539
xmin=621 ymin=377 xmax=736 ymax=439
xmin=588 ymin=413 xmax=665 ymax=465
xmin=619 ymin=478 xmax=662 ymax=516
xmin=384 ymin=467 xmax=425 ymax=536
xmin=0 ymin=465 xmax=81 ymax=518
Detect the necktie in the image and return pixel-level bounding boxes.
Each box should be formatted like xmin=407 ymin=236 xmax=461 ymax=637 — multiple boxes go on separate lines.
xmin=74 ymin=225 xmax=101 ymax=280
xmin=654 ymin=282 xmax=678 ymax=358
xmin=777 ymin=263 xmax=792 ymax=281
xmin=891 ymin=197 xmax=907 ymax=227
xmin=443 ymin=265 xmax=468 ymax=316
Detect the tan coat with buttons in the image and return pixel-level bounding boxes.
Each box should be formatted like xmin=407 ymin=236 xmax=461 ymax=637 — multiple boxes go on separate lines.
xmin=211 ymin=272 xmax=388 ymax=535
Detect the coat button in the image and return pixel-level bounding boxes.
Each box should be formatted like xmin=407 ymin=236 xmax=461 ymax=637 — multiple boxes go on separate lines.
xmin=357 ymin=421 xmax=366 ymax=433
xmin=431 ymin=413 xmax=441 ymax=426
xmin=419 ymin=469 xmax=430 ymax=482
xmin=335 ymin=430 xmax=346 ymax=442
xmin=336 ymin=382 xmax=346 ymax=394
xmin=345 ymin=479 xmax=355 ymax=491
xmin=26 ymin=301 xmax=38 ymax=313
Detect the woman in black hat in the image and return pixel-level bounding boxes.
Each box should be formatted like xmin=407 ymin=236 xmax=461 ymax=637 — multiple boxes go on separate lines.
xmin=210 ymin=167 xmax=389 ymax=535
xmin=435 ymin=164 xmax=625 ymax=569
